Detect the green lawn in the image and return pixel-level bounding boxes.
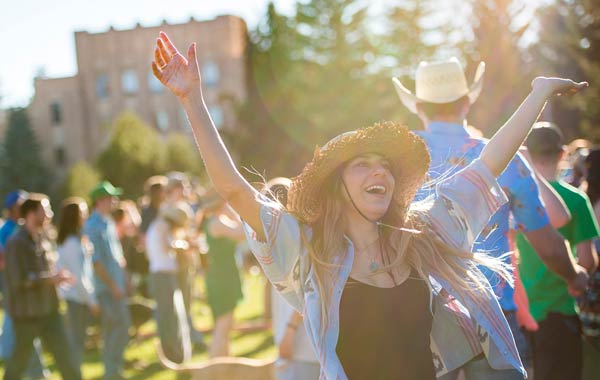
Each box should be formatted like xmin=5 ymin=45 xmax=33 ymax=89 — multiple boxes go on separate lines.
xmin=0 ymin=272 xmax=276 ymax=379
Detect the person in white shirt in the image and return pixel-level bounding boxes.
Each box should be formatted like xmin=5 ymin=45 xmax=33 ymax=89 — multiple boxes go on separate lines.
xmin=146 ymin=202 xmax=193 ymax=363
xmin=57 ymin=197 xmax=99 ymax=370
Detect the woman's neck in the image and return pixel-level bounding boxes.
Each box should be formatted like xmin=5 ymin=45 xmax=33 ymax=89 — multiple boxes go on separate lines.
xmin=345 ymin=213 xmax=380 ymax=251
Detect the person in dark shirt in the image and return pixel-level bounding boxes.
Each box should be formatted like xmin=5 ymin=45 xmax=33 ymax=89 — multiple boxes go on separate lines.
xmin=4 ymin=193 xmax=82 ymax=380
xmin=140 ymin=175 xmax=168 ymax=235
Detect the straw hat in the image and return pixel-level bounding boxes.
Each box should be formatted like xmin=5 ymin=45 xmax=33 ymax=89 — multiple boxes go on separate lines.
xmin=287 ymin=122 xmax=430 ymax=224
xmin=392 ymin=57 xmax=486 ymax=114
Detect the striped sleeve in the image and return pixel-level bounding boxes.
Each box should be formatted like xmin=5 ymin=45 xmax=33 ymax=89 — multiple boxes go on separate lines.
xmin=243 ymin=203 xmax=305 ymax=311
xmin=428 ymin=159 xmax=509 ymax=251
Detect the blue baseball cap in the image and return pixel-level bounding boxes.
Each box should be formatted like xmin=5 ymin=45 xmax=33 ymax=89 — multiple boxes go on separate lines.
xmin=4 ymin=190 xmax=29 ymax=209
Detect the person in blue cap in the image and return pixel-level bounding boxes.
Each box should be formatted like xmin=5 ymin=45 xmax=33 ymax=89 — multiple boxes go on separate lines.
xmin=84 ymin=181 xmax=131 ymax=380
xmin=0 ymin=190 xmax=50 ymax=380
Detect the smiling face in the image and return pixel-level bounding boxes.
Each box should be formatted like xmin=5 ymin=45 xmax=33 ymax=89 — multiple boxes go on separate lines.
xmin=340 ymin=153 xmax=396 ymax=221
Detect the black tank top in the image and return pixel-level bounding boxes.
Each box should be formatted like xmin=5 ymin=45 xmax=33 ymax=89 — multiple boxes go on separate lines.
xmin=336 ymin=273 xmax=435 ymax=380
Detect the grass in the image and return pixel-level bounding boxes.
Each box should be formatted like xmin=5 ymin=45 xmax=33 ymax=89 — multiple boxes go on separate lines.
xmin=0 ymin=271 xmax=276 ymax=379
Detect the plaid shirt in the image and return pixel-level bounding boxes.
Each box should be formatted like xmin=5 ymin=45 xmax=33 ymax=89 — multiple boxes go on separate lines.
xmin=4 ymin=228 xmax=60 ymax=320
xmin=244 ymin=159 xmax=525 ymax=379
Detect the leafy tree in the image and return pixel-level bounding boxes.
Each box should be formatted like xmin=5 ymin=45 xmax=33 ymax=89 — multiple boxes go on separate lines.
xmin=232 ymin=1 xmax=310 ymax=178
xmin=96 ymin=112 xmax=166 ymax=198
xmin=165 ymin=133 xmax=204 ymax=177
xmin=61 ymin=161 xmax=101 ymax=204
xmin=533 ymin=0 xmax=600 ymax=142
xmin=0 ymin=108 xmax=51 ymax=199
xmin=465 ymin=0 xmax=533 ymax=135
xmin=381 ymin=0 xmax=451 ymax=127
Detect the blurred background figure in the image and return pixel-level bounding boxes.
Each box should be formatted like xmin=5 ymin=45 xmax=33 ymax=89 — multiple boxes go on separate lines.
xmin=581 ymin=147 xmax=600 ymax=380
xmin=0 ymin=190 xmax=49 ymax=380
xmin=146 ymin=201 xmax=193 ymax=365
xmin=140 ymin=176 xmax=168 ymax=241
xmin=56 ymin=197 xmax=99 ymax=370
xmin=85 ymin=181 xmax=131 ymax=380
xmin=113 ymin=200 xmax=148 ymax=297
xmin=263 ymin=178 xmax=320 ymax=380
xmin=4 ymin=194 xmax=81 ymax=380
xmin=165 ymin=173 xmax=204 ymax=346
xmin=202 ymin=194 xmax=245 ymax=358
xmin=518 ymin=123 xmax=599 ymax=380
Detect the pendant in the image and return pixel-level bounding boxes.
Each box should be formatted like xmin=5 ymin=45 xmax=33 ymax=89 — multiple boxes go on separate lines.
xmin=369 ymin=260 xmax=379 ymax=272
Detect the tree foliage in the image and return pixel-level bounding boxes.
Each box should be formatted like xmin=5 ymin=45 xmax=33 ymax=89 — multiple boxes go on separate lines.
xmin=533 ymin=0 xmax=600 ymax=142
xmin=466 ymin=0 xmax=533 ymax=134
xmin=165 ymin=133 xmax=204 ymax=177
xmin=0 ymin=108 xmax=51 ymax=199
xmin=61 ymin=161 xmax=101 ymax=204
xmin=96 ymin=112 xmax=166 ymax=198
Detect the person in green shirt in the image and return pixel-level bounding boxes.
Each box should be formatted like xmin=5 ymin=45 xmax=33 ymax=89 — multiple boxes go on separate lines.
xmin=517 ymin=122 xmax=599 ymax=380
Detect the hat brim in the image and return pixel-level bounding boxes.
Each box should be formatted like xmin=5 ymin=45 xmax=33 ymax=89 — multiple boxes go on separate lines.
xmin=392 ymin=61 xmax=486 ymax=114
xmin=287 ymin=122 xmax=430 ymax=224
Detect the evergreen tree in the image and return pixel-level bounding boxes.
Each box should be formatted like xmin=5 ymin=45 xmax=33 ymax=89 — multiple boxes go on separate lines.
xmin=0 ymin=108 xmax=51 ymax=199
xmin=292 ymin=0 xmax=384 ymax=140
xmin=233 ymin=1 xmax=310 ymax=178
xmin=467 ymin=0 xmax=532 ymax=135
xmin=381 ymin=0 xmax=450 ymax=127
xmin=96 ymin=112 xmax=166 ymax=198
xmin=533 ymin=0 xmax=600 ymax=142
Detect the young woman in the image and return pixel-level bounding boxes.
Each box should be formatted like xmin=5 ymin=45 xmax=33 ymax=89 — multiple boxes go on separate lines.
xmin=151 ymin=32 xmax=588 ymax=380
xmin=57 ymin=197 xmax=99 ymax=369
xmin=203 ymin=201 xmax=245 ymax=358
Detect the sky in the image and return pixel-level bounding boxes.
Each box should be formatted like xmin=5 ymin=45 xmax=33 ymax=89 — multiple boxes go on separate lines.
xmin=0 ymin=0 xmax=296 ymax=108
xmin=1 ymin=0 xmax=547 ymax=109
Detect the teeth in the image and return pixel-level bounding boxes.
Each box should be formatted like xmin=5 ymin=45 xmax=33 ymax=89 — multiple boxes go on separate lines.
xmin=365 ymin=185 xmax=386 ymax=194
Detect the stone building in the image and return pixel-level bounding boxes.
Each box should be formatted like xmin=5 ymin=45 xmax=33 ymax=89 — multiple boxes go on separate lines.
xmin=28 ymin=15 xmax=248 ymax=173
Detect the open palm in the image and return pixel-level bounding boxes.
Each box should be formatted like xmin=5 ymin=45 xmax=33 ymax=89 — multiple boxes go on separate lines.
xmin=152 ymin=32 xmax=201 ymax=99
xmin=532 ymin=76 xmax=589 ymax=97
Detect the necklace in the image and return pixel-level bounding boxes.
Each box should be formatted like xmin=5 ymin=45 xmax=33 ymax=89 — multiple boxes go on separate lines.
xmin=353 ymin=237 xmax=382 ymax=272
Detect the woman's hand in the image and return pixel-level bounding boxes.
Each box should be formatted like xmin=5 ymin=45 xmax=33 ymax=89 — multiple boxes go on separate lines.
xmin=152 ymin=32 xmax=201 ymax=100
xmin=532 ymin=77 xmax=588 ymax=98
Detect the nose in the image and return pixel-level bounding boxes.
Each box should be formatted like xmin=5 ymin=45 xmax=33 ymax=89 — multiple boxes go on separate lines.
xmin=372 ymin=164 xmax=387 ymax=177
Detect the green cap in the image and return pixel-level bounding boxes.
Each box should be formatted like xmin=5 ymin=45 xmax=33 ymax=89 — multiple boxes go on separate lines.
xmin=90 ymin=181 xmax=123 ymax=203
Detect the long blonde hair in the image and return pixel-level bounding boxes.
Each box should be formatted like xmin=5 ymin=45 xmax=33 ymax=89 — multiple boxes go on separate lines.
xmin=295 ymin=171 xmax=510 ymax=337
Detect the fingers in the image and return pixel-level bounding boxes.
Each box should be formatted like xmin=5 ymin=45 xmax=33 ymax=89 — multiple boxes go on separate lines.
xmin=151 ymin=61 xmax=163 ymax=81
xmin=159 ymin=31 xmax=179 ymax=57
xmin=155 ymin=47 xmax=167 ymax=68
xmin=157 ymin=38 xmax=172 ymax=63
xmin=187 ymin=42 xmax=197 ymax=67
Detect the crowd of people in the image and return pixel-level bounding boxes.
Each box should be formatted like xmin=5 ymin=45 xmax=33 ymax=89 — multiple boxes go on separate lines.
xmin=0 ymin=173 xmax=249 ymax=380
xmin=0 ymin=30 xmax=599 ymax=380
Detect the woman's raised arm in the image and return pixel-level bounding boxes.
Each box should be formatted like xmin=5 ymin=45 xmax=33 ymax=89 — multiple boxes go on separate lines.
xmin=151 ymin=32 xmax=264 ymax=239
xmin=480 ymin=77 xmax=588 ymax=177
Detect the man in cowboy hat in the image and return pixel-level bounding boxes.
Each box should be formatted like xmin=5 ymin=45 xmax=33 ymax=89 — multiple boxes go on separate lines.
xmin=393 ymin=58 xmax=589 ymax=379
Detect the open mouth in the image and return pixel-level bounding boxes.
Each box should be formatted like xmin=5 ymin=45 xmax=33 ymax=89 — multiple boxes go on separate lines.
xmin=365 ymin=185 xmax=387 ymax=195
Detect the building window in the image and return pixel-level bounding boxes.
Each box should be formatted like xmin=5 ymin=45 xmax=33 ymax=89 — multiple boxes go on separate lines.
xmin=202 ymin=62 xmax=220 ymax=87
xmin=208 ymin=105 xmax=224 ymax=129
xmin=96 ymin=73 xmax=110 ymax=99
xmin=121 ymin=69 xmax=139 ymax=94
xmin=55 ymin=147 xmax=66 ymax=167
xmin=50 ymin=102 xmax=62 ymax=125
xmin=148 ymin=70 xmax=163 ymax=93
xmin=156 ymin=110 xmax=169 ymax=131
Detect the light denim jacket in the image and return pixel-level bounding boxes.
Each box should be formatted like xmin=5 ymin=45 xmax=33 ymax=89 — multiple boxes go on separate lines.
xmin=243 ymin=159 xmax=525 ymax=379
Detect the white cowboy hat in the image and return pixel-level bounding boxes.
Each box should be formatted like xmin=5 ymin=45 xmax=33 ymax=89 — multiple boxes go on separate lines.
xmin=392 ymin=57 xmax=486 ymax=114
